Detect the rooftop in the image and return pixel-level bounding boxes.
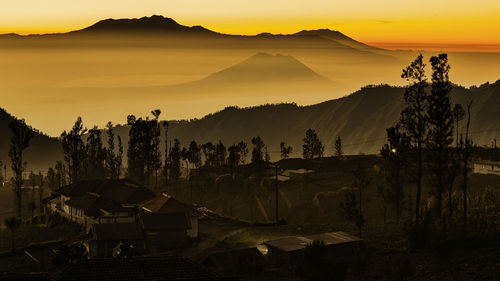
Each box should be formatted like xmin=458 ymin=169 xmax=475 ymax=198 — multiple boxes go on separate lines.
xmin=141 ymin=193 xmax=202 ymax=217
xmin=264 ymin=232 xmax=362 ymax=252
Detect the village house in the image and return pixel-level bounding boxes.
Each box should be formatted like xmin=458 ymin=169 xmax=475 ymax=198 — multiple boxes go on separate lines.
xmin=263 ymin=231 xmax=363 ymax=268
xmin=137 ymin=212 xmax=191 ymax=252
xmin=140 ymin=193 xmax=202 ymax=238
xmin=473 ymin=160 xmax=500 ymax=176
xmin=49 ymin=179 xmax=155 ymax=229
xmin=88 ymin=222 xmax=146 ymax=258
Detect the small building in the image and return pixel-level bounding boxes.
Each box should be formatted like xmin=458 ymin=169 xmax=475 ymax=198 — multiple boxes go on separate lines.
xmin=263 ymin=232 xmax=363 ymax=268
xmin=88 ymin=222 xmax=146 ymax=258
xmin=56 ymin=256 xmax=233 ymax=281
xmin=137 ymin=212 xmax=191 ymax=253
xmin=140 ymin=193 xmax=202 ymax=238
xmin=201 ymin=247 xmax=267 ymax=280
xmin=281 ymin=169 xmax=315 ymax=181
xmin=50 ymin=179 xmax=156 ymax=229
xmin=473 ymin=160 xmax=500 ymax=176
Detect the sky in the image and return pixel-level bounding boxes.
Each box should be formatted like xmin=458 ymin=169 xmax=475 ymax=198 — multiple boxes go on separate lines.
xmin=1 ymin=0 xmax=500 ymax=45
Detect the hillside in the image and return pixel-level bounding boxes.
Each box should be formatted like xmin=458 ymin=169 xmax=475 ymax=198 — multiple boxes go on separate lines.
xmin=109 ymin=81 xmax=500 ymax=159
xmin=1 ymin=80 xmax=498 ymax=169
xmin=0 ymin=108 xmax=63 ymax=172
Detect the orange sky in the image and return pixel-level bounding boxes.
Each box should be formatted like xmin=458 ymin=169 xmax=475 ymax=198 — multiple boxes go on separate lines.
xmin=1 ymin=0 xmax=499 ymax=47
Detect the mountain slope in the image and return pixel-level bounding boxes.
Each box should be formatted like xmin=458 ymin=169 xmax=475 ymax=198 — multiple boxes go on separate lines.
xmin=108 ymin=81 xmax=500 ymax=160
xmin=0 ymin=108 xmax=63 ymax=171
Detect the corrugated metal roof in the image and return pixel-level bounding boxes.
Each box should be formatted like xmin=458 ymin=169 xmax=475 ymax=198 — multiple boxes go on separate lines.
xmin=263 ymin=231 xmax=362 ymax=252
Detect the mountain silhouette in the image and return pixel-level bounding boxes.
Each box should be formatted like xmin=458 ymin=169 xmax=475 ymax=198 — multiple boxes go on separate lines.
xmin=74 ymin=15 xmax=217 ymax=35
xmin=0 ymin=16 xmax=391 ymax=61
xmin=110 ymin=52 xmax=340 ymax=99
xmin=294 ymin=29 xmax=383 ymax=51
xmin=201 ymin=52 xmax=331 ymax=83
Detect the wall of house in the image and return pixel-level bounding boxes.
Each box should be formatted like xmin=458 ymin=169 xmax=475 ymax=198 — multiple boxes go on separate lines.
xmin=187 ymin=217 xmax=198 ymax=238
xmin=474 ymin=162 xmax=500 ymax=175
xmin=145 ymin=230 xmax=187 ymax=253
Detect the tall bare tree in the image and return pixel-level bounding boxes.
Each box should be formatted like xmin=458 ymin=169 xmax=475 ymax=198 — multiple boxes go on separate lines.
xmin=8 ymin=119 xmax=33 ymax=218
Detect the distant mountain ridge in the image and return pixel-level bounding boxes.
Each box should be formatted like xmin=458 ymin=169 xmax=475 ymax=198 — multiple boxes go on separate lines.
xmin=0 ymin=15 xmax=388 ymax=58
xmin=74 ymin=15 xmax=217 ymax=35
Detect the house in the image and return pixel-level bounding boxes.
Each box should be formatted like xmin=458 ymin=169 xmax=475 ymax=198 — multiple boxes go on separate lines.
xmin=263 ymin=232 xmax=363 ymax=268
xmin=88 ymin=222 xmax=146 ymax=258
xmin=201 ymin=247 xmax=267 ymax=280
xmin=281 ymin=169 xmax=315 ymax=181
xmin=51 ymin=179 xmax=155 ymax=228
xmin=137 ymin=212 xmax=191 ymax=252
xmin=55 ymin=256 xmax=234 ymax=281
xmin=140 ymin=193 xmax=202 ymax=238
xmin=473 ymin=160 xmax=500 ymax=176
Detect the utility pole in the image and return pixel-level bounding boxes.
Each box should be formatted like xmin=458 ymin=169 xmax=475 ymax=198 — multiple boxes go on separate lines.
xmin=275 ymin=165 xmax=279 ymax=225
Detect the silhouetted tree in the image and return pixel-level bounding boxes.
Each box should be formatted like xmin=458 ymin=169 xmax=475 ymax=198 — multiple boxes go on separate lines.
xmin=127 ymin=111 xmax=162 ymax=186
xmin=9 ymin=119 xmax=33 ymax=218
xmin=238 ymin=141 xmax=248 ymax=164
xmin=251 ymin=136 xmax=265 ymax=165
xmin=452 ymin=104 xmax=465 ymax=147
xmin=106 ymin=122 xmax=123 ymax=179
xmin=340 ymin=164 xmax=370 ymax=237
xmin=228 ymin=144 xmax=241 ymax=176
xmin=84 ymin=126 xmax=107 ymax=179
xmin=215 ymin=141 xmax=227 ymax=167
xmin=162 ymin=121 xmax=169 ymax=185
xmin=460 ymin=101 xmax=473 ymax=235
xmin=280 ymin=142 xmax=293 ymax=159
xmin=380 ymin=125 xmax=410 ymax=223
xmin=38 ymin=171 xmax=44 ymax=214
xmin=202 ymin=142 xmax=217 ymax=166
xmin=400 ymin=54 xmax=428 ymax=224
xmin=335 ymin=136 xmax=343 ymax=157
xmin=61 ymin=117 xmax=87 ymax=184
xmin=426 ymin=54 xmax=454 ymax=219
xmin=169 ymin=139 xmax=181 ymax=181
xmin=302 ymin=129 xmax=324 ymax=159
xmin=187 ymin=141 xmax=202 ymax=168
xmin=55 ymin=161 xmax=67 ymax=188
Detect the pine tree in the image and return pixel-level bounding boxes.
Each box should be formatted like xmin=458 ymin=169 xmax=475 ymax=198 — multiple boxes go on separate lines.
xmin=302 ymin=129 xmax=324 ymax=159
xmin=61 ymin=117 xmax=87 ymax=184
xmin=400 ymin=54 xmax=428 ymax=224
xmin=426 ymin=54 xmax=454 ymax=219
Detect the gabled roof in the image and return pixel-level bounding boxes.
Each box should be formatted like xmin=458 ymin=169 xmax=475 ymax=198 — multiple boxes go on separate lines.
xmin=138 ymin=212 xmax=191 ymax=231
xmin=58 ymin=179 xmax=155 ymax=205
xmin=56 ymin=256 xmax=224 ymax=281
xmin=141 ymin=193 xmax=202 ymax=217
xmin=91 ymin=223 xmax=144 ymax=241
xmin=264 ymin=231 xmax=362 ymax=252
